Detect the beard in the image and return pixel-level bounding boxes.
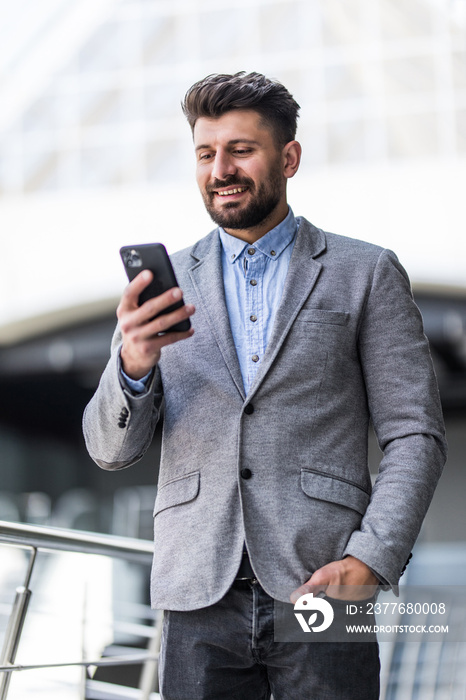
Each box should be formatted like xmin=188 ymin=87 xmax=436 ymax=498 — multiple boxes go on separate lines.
xmin=201 ymin=168 xmax=283 ymax=231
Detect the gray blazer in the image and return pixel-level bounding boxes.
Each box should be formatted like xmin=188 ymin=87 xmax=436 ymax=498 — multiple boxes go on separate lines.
xmin=83 ymin=218 xmax=447 ymax=610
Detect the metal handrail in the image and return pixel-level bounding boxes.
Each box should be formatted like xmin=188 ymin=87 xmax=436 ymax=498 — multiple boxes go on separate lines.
xmin=0 ymin=653 xmax=153 ymax=673
xmin=0 ymin=519 xmax=157 ymax=700
xmin=0 ymin=520 xmax=154 ymax=562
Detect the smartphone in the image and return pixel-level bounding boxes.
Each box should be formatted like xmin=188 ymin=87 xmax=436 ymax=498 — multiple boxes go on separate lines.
xmin=120 ymin=243 xmax=191 ymax=333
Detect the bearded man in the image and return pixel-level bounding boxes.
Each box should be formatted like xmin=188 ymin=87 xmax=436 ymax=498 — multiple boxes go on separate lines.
xmin=84 ymin=72 xmax=446 ymax=699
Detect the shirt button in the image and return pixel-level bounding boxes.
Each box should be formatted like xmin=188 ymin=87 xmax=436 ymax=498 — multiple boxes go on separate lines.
xmin=231 ymin=254 xmax=235 ymax=260
xmin=252 ymin=354 xmax=259 ymax=362
xmin=250 ymin=315 xmax=257 ymax=322
xmin=244 ymin=404 xmax=254 ymax=415
xmin=241 ymin=468 xmax=252 ymax=479
xmin=270 ymin=250 xmax=276 ymax=256
xmin=250 ymin=279 xmax=257 ymax=286
xmin=248 ymin=248 xmax=256 ymax=255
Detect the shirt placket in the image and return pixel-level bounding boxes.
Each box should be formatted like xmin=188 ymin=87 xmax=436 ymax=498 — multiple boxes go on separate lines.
xmin=243 ymin=246 xmax=265 ymax=389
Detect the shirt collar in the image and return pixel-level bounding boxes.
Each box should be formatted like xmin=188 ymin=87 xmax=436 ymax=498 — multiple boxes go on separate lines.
xmin=219 ymin=207 xmax=297 ymax=264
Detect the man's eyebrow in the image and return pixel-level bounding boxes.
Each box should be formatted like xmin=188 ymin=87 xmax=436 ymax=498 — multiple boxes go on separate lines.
xmin=228 ymin=139 xmax=260 ymax=146
xmin=195 ymin=139 xmax=260 ymax=152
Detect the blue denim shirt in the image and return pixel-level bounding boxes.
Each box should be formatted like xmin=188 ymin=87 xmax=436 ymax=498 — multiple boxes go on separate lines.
xmin=218 ymin=208 xmax=298 ymax=394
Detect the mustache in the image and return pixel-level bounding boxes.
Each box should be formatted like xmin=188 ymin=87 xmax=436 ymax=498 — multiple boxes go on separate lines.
xmin=206 ymin=176 xmax=254 ymax=194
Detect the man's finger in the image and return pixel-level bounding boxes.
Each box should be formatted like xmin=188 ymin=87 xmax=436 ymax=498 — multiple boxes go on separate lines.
xmin=155 ymin=326 xmax=195 ymax=348
xmin=118 ymin=280 xmax=186 ymax=328
xmin=134 ymin=287 xmax=186 ymax=326
xmin=141 ymin=302 xmax=195 ymax=337
xmin=290 ymin=581 xmax=327 ymax=604
xmin=290 ymin=584 xmax=312 ymax=604
xmin=118 ymin=270 xmax=154 ymax=314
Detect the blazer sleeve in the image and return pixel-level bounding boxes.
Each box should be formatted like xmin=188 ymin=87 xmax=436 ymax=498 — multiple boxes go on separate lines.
xmin=343 ymin=248 xmax=447 ymax=587
xmin=82 ymin=324 xmax=163 ymax=470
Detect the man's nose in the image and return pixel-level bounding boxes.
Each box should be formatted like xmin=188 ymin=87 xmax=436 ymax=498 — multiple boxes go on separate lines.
xmin=211 ymin=150 xmax=237 ymax=181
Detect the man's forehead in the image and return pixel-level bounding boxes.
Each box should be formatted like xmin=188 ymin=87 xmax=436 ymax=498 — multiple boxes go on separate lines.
xmin=193 ymin=110 xmax=271 ymax=146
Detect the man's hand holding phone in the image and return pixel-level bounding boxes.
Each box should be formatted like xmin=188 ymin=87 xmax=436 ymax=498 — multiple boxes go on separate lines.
xmin=117 ymin=269 xmax=195 ymax=380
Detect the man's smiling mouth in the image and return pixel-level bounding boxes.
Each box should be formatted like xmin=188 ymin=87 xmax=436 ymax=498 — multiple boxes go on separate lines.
xmin=215 ymin=186 xmax=248 ymax=196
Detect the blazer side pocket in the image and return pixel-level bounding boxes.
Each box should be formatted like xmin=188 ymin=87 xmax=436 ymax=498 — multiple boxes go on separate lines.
xmin=301 ymin=469 xmax=370 ymax=515
xmin=154 ymin=471 xmax=200 ymax=516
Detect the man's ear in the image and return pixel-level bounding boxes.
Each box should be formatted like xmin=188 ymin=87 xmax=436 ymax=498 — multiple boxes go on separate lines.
xmin=283 ymin=141 xmax=302 ymax=179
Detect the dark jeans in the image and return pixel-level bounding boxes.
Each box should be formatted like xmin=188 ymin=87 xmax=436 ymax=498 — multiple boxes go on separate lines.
xmin=159 ymin=579 xmax=380 ymax=700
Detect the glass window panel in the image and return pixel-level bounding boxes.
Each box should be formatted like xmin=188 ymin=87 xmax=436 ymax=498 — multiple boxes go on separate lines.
xmin=177 ymin=144 xmax=196 ymax=183
xmin=379 ymin=0 xmax=434 ymax=41
xmin=143 ymin=81 xmax=181 ymax=121
xmin=80 ymin=144 xmax=125 ymax=188
xmin=452 ymin=51 xmax=466 ymax=90
xmin=327 ymin=118 xmax=365 ymax=163
xmin=450 ymin=13 xmax=466 ymax=49
xmin=384 ymin=55 xmax=436 ymax=95
xmin=55 ymin=86 xmax=80 ymax=129
xmin=300 ymin=67 xmax=326 ymax=114
xmin=119 ymin=16 xmax=143 ymax=67
xmin=142 ymin=15 xmax=177 ymax=66
xmin=387 ymin=112 xmax=439 ymax=158
xmin=325 ymin=62 xmax=365 ymax=102
xmin=146 ymin=139 xmax=182 ymax=182
xmin=0 ymin=131 xmax=21 ymax=193
xmin=79 ymin=90 xmax=121 ymax=127
xmin=456 ymin=110 xmax=466 ymax=153
xmin=320 ymin=0 xmax=365 ymax=47
xmin=60 ymin=53 xmax=79 ymax=78
xmin=297 ymin=122 xmax=327 ymax=169
xmin=198 ymin=9 xmax=240 ymax=61
xmin=55 ymin=148 xmax=80 ymax=190
xmin=23 ymin=150 xmax=59 ymax=192
xmin=119 ymin=87 xmax=143 ymax=123
xmin=22 ymin=93 xmax=58 ymax=133
xmin=79 ymin=21 xmax=122 ymax=73
xmin=0 ymin=158 xmax=10 ymax=194
xmin=259 ymin=1 xmax=302 ymax=53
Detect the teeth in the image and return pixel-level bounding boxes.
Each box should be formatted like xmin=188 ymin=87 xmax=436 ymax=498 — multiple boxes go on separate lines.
xmin=217 ymin=187 xmax=247 ymax=196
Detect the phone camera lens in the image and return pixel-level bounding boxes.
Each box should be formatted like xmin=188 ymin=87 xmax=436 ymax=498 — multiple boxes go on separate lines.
xmin=125 ymin=250 xmax=142 ymax=268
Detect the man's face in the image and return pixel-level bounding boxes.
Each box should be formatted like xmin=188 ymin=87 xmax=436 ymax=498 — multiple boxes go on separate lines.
xmin=193 ymin=110 xmax=287 ymax=235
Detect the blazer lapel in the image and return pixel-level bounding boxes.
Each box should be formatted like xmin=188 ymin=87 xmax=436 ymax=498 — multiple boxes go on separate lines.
xmin=188 ymin=231 xmax=246 ymax=399
xmin=248 ymin=218 xmax=326 ymax=398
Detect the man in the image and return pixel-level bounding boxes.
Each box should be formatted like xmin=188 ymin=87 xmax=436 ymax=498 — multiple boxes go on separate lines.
xmin=83 ymin=72 xmax=447 ymax=699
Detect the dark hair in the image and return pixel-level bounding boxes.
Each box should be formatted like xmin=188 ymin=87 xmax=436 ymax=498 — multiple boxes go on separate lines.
xmin=182 ymin=71 xmax=300 ymax=146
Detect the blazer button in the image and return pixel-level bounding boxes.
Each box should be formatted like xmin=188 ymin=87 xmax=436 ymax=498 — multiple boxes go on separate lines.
xmin=244 ymin=404 xmax=254 ymax=415
xmin=241 ymin=469 xmax=252 ymax=479
xmin=118 ymin=421 xmax=126 ymax=429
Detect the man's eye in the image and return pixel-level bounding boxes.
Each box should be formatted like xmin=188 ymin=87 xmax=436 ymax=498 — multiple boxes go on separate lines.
xmin=234 ymin=148 xmax=252 ymax=155
xmin=199 ymin=153 xmax=213 ymax=161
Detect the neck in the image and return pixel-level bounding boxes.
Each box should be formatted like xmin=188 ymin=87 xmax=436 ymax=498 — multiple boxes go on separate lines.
xmin=223 ymin=201 xmax=289 ymax=244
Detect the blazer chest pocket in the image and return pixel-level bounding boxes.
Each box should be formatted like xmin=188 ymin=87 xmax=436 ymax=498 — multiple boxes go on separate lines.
xmin=296 ymin=309 xmax=349 ymax=326
xmin=153 ymin=471 xmax=200 ymax=517
xmin=301 ymin=469 xmax=370 ymax=515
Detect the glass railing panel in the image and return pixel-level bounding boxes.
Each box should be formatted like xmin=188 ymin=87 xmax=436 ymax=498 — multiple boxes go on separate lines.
xmin=0 ymin=523 xmax=156 ymax=699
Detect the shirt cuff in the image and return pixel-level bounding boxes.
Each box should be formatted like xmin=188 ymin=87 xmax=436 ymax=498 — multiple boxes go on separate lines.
xmin=120 ymin=368 xmax=152 ymax=394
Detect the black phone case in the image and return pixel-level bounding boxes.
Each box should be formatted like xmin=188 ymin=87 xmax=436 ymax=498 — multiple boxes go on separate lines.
xmin=120 ymin=243 xmax=191 ymax=333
